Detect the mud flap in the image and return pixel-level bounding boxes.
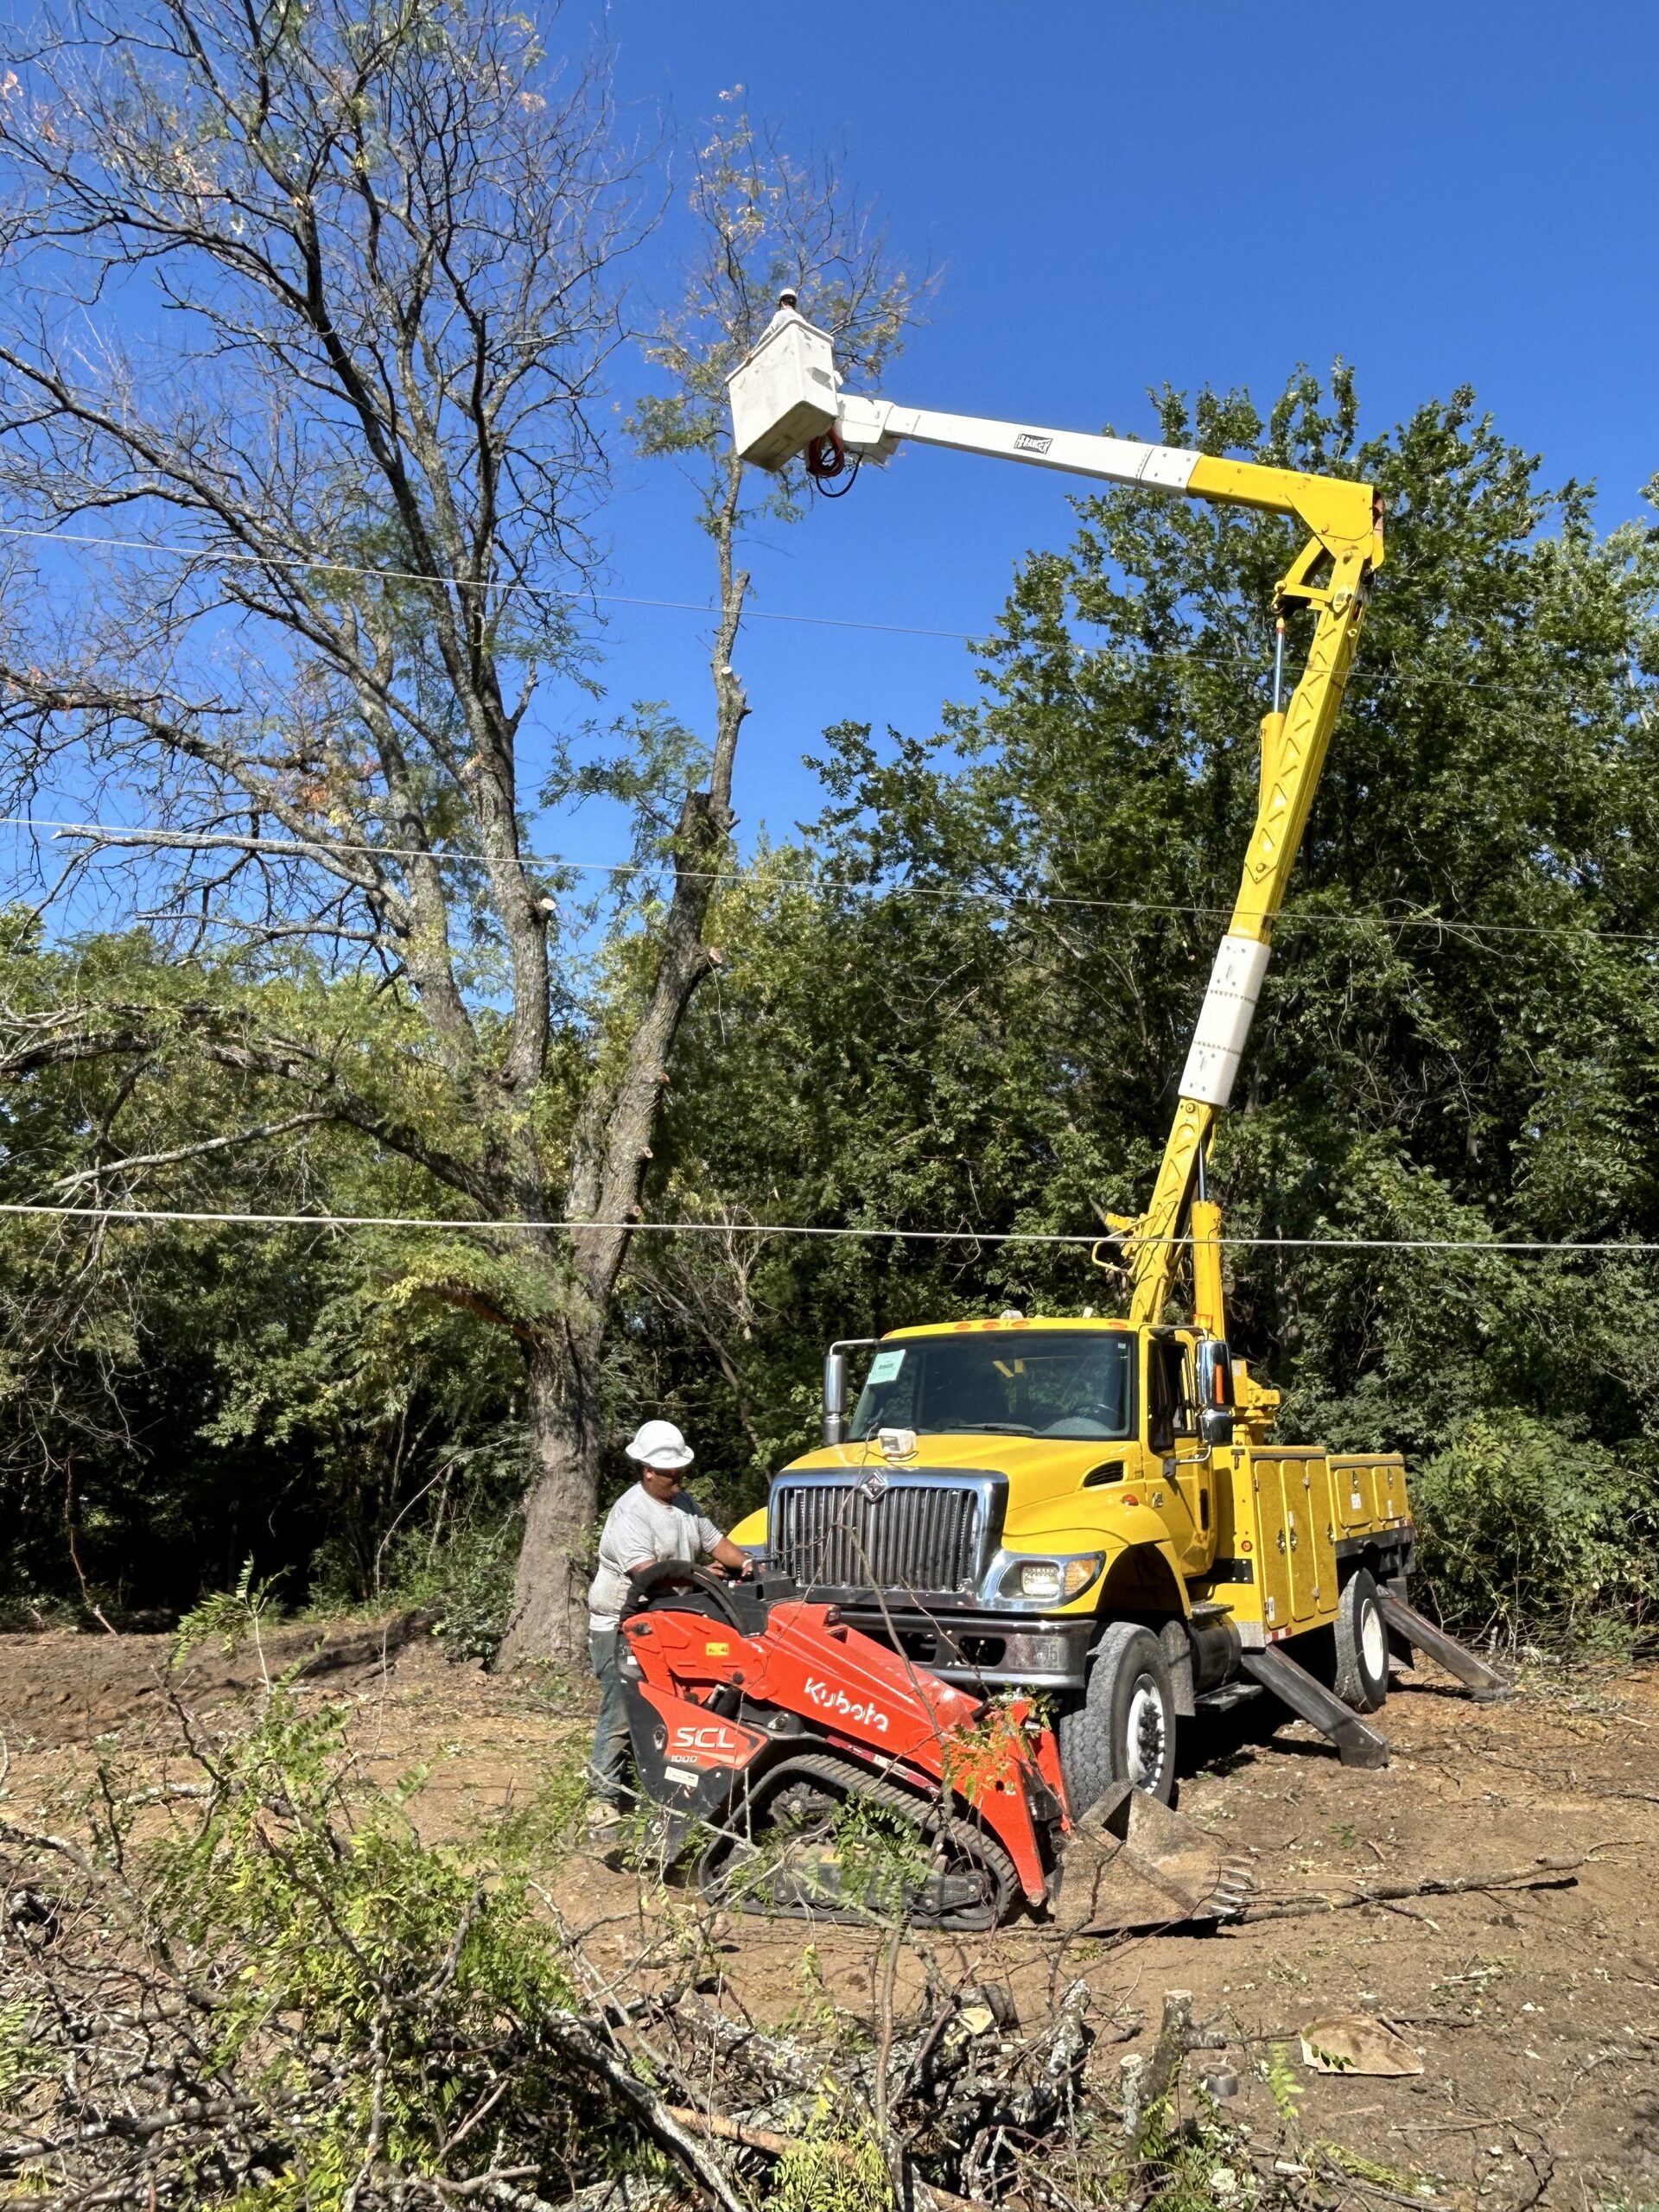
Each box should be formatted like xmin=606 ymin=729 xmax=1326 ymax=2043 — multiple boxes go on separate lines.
xmin=1052 ymin=1783 xmax=1254 ymax=1936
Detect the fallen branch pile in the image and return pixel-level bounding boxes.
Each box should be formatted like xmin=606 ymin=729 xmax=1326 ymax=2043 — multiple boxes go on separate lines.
xmin=0 ymin=1600 xmax=1465 ymax=2211
xmin=0 ymin=1649 xmax=1106 ymax=2212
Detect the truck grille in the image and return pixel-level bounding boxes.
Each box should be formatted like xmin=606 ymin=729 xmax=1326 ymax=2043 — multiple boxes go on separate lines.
xmin=772 ymin=1476 xmax=996 ymax=1596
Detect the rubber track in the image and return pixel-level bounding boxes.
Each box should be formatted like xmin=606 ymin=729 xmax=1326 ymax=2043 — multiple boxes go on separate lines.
xmin=700 ymin=1749 xmax=1021 ymax=1931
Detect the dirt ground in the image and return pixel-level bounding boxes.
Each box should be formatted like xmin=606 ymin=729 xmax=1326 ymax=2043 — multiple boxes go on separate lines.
xmin=3 ymin=1623 xmax=1656 ymax=2207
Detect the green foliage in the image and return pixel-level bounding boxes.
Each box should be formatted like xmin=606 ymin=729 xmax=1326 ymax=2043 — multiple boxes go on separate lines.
xmin=0 ymin=1999 xmax=49 ymax=2102
xmin=822 ymin=1797 xmax=934 ymax=1917
xmin=1136 ymin=2124 xmax=1266 ymax=2212
xmin=375 ymin=1493 xmax=524 ymax=1661
xmin=172 ymin=1557 xmax=279 ymax=1665
xmin=1413 ymin=1412 xmax=1659 ymax=1650
xmin=774 ymin=2085 xmax=896 ymax=2212
xmin=0 ymin=924 xmax=529 ymax=1618
xmin=1316 ymin=2143 xmax=1432 ymax=2195
xmin=706 ymin=1790 xmax=933 ymax=1923
xmin=1260 ymin=2045 xmax=1304 ymax=2131
xmin=0 ymin=1589 xmax=658 ymax=2207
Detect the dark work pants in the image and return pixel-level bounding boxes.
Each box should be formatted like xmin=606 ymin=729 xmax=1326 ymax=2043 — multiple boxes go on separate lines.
xmin=588 ymin=1629 xmax=632 ymax=1803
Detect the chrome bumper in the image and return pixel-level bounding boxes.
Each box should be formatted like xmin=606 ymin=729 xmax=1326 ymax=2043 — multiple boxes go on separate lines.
xmin=830 ymin=1605 xmax=1092 ymax=1690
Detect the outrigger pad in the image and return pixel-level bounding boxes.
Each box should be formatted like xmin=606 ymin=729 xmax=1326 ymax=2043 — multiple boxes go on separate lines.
xmin=1052 ymin=1783 xmax=1254 ymax=1937
xmin=1240 ymin=1647 xmax=1390 ymax=1768
xmin=1376 ymin=1591 xmax=1512 ymax=1703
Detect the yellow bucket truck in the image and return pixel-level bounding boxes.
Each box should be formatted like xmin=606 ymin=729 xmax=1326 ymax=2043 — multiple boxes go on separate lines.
xmin=726 ymin=301 xmax=1506 ymax=1804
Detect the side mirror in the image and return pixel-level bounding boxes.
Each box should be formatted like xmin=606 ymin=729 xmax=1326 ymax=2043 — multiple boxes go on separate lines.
xmin=1198 ymin=1403 xmax=1236 ymax=1449
xmin=823 ymin=1348 xmax=848 ymax=1447
xmin=1194 ymin=1338 xmax=1232 ymax=1401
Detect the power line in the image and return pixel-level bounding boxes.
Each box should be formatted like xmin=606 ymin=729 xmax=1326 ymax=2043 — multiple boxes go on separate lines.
xmin=5 ymin=812 xmax=1656 ymax=947
xmin=1 ymin=518 xmax=1647 ymax=708
xmin=2 ymin=1198 xmax=1656 ymax=1254
xmin=0 ymin=519 xmax=979 ymax=644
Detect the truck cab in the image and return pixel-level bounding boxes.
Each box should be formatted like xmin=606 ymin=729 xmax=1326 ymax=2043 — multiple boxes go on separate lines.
xmin=728 ymin=1315 xmax=1414 ymax=1807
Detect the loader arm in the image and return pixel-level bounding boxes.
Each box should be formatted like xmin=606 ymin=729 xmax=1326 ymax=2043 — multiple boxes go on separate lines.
xmin=728 ymin=304 xmax=1383 ymax=1331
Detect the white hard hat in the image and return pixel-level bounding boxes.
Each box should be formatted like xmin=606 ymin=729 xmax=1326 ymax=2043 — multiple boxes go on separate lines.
xmin=626 ymin=1418 xmax=694 ymax=1471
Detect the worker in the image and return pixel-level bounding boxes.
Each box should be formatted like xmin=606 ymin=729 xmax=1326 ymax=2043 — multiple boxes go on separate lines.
xmin=587 ymin=1418 xmax=755 ymax=1828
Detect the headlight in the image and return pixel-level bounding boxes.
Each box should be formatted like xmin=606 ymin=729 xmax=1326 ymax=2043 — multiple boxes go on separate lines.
xmin=996 ymin=1554 xmax=1103 ymax=1603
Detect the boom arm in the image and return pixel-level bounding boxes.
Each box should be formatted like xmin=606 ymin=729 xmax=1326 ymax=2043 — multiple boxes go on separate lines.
xmin=728 ymin=302 xmax=1383 ymax=1332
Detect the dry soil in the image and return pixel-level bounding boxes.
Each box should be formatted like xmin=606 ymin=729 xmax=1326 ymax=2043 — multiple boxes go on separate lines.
xmin=2 ymin=1622 xmax=1655 ymax=2207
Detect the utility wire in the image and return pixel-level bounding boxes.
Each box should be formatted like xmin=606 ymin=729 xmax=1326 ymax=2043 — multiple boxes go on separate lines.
xmin=2 ymin=1198 xmax=1656 ymax=1254
xmin=2 ymin=518 xmax=1648 ymax=707
xmin=5 ymin=813 xmax=1656 ymax=946
xmin=0 ymin=519 xmax=978 ymax=642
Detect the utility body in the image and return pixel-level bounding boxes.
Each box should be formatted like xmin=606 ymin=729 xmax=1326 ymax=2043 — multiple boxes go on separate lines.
xmin=724 ymin=301 xmax=1504 ymax=1809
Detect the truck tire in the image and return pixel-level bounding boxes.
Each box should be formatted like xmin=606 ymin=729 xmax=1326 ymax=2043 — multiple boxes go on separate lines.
xmin=1333 ymin=1569 xmax=1389 ymax=1713
xmin=1057 ymin=1622 xmax=1177 ymax=1810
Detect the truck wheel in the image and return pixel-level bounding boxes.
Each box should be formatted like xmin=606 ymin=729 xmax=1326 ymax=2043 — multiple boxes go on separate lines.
xmin=1333 ymin=1569 xmax=1389 ymax=1713
xmin=1058 ymin=1623 xmax=1177 ymax=1809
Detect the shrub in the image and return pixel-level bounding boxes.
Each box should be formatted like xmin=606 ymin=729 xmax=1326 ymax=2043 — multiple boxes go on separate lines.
xmin=375 ymin=1505 xmax=524 ymax=1662
xmin=1412 ymin=1412 xmax=1659 ymax=1654
xmin=0 ymin=1587 xmax=728 ymax=2210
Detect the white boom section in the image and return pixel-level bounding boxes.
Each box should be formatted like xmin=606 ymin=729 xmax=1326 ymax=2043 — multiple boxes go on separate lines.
xmin=834 ymin=393 xmax=1203 ymax=494
xmin=1179 ymin=935 xmax=1272 ymax=1109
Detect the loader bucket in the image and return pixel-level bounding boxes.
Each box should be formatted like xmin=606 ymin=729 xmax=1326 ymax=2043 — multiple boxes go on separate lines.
xmin=1052 ymin=1783 xmax=1253 ymax=1936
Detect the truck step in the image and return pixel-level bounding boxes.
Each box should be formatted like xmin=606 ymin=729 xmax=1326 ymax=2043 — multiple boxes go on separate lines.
xmin=1240 ymin=1646 xmax=1390 ymax=1769
xmin=1194 ymin=1681 xmax=1262 ymax=1713
xmin=1376 ymin=1591 xmax=1511 ymax=1703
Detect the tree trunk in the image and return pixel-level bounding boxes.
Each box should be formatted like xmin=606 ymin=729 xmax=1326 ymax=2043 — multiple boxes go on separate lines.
xmin=498 ymin=1330 xmax=606 ymax=1670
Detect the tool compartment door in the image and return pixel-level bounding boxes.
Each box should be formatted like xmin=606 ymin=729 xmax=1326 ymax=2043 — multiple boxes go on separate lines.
xmin=1248 ymin=1457 xmax=1294 ymax=1637
xmin=1330 ymin=1453 xmax=1411 ymax=1541
xmin=1296 ymin=1457 xmax=1338 ymax=1623
xmin=1332 ymin=1454 xmax=1379 ymax=1534
xmin=1251 ymin=1452 xmax=1334 ymax=1630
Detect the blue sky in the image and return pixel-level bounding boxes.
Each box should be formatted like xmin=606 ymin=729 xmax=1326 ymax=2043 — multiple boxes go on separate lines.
xmin=560 ymin=0 xmax=1659 ymax=855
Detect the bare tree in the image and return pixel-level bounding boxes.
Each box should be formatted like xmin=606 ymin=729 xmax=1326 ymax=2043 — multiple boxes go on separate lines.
xmin=499 ymin=102 xmax=918 ymax=1660
xmin=0 ymin=15 xmax=915 ymax=1661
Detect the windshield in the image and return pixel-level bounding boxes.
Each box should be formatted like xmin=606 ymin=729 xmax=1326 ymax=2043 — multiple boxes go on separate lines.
xmin=849 ymin=1331 xmax=1134 ymax=1443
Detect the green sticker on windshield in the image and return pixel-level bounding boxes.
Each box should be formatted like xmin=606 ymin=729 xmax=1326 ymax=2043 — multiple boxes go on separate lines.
xmin=866 ymin=1348 xmax=906 ymax=1385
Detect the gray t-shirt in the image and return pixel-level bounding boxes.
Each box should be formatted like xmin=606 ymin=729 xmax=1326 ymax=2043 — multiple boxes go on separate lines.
xmin=588 ymin=1482 xmax=724 ymax=1631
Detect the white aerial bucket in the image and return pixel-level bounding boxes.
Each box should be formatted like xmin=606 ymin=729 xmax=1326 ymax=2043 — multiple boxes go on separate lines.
xmin=727 ymin=301 xmax=839 ymax=470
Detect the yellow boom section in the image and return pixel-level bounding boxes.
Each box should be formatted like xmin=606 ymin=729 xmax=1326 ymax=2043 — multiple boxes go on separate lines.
xmin=1114 ymin=460 xmax=1382 ymax=1325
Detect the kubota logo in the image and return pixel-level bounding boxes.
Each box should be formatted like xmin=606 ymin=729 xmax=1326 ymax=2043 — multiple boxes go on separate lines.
xmin=804 ymin=1678 xmax=890 ymax=1733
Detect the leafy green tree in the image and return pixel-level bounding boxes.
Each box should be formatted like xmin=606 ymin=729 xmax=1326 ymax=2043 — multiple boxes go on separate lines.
xmin=0 ymin=916 xmax=524 ymax=1617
